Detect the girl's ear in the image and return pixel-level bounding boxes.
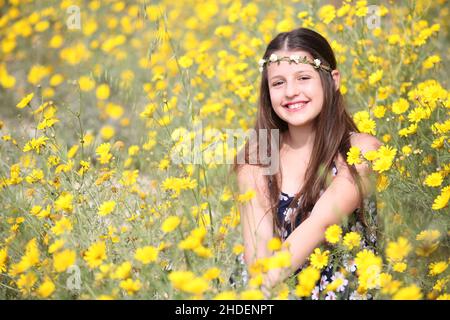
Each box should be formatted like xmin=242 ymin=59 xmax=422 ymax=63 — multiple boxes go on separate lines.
xmin=331 ymin=70 xmax=340 ymax=91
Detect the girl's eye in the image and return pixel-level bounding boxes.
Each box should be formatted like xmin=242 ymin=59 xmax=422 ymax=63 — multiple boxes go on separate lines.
xmin=272 ymin=77 xmax=309 ymax=87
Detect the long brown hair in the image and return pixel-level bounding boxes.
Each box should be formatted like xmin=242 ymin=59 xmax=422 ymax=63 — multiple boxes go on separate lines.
xmin=231 ymin=27 xmax=366 ymax=237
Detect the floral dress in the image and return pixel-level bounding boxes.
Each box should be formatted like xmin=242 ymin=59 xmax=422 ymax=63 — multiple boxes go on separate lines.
xmin=277 ymin=161 xmax=378 ymax=300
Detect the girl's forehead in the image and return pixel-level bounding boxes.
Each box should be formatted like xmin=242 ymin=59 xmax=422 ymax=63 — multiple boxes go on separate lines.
xmin=267 ymin=50 xmax=316 ymax=76
xmin=272 ymin=50 xmax=313 ymax=59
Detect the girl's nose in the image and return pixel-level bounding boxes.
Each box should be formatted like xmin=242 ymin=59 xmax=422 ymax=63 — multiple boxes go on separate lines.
xmin=285 ymin=81 xmax=301 ymax=98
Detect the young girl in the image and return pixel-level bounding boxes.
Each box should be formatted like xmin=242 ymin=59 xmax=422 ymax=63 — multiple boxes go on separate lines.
xmin=232 ymin=28 xmax=381 ymax=299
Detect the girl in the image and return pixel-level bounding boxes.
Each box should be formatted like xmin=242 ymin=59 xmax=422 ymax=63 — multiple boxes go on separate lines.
xmin=232 ymin=27 xmax=381 ymax=299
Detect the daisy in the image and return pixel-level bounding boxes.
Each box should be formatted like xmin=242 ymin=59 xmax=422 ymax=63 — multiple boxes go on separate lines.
xmin=319 ymin=274 xmax=330 ymax=291
xmin=325 ymin=291 xmax=337 ymax=300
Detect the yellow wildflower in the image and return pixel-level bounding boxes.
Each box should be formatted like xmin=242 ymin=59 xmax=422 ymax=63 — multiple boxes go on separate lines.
xmin=161 ymin=216 xmax=181 ymax=233
xmin=139 ymin=103 xmax=156 ymax=119
xmin=357 ymin=118 xmax=376 ymax=135
xmin=112 ymin=261 xmax=132 ymax=280
xmin=53 ymin=249 xmax=76 ymax=272
xmin=120 ymin=170 xmax=139 ymax=186
xmin=416 ymin=229 xmax=441 ymax=242
xmin=203 ymin=267 xmax=221 ymax=280
xmin=16 ymin=93 xmax=34 ymax=109
xmin=213 ymin=291 xmax=237 ymax=300
xmin=79 ymin=76 xmax=95 ymax=91
xmin=37 ymin=278 xmax=55 ymax=298
xmin=178 ymin=55 xmax=193 ymax=68
xmin=424 ymin=172 xmax=443 ymax=187
xmin=23 ymin=136 xmax=48 ymax=154
xmin=432 ymin=187 xmax=450 ymax=210
xmin=96 ymin=143 xmax=113 ymax=164
xmin=54 ymin=192 xmax=74 ymax=213
xmin=16 ymin=272 xmax=37 ymax=295
xmin=240 ymin=289 xmax=264 ymax=300
xmin=391 ymin=98 xmax=409 ymax=114
xmin=84 ymin=241 xmax=107 ymax=269
xmin=392 ymin=284 xmax=423 ymax=300
xmin=309 ymin=248 xmax=330 ymax=270
xmin=169 ymin=271 xmax=196 ymax=290
xmin=393 ymin=262 xmax=407 ymax=273
xmin=369 ymin=69 xmax=383 ymax=85
xmin=347 ymin=146 xmax=362 ymax=165
xmin=343 ymin=232 xmax=361 ymax=250
xmin=48 ymin=239 xmax=65 ymax=254
xmin=98 ymin=200 xmax=116 ymax=216
xmin=51 ymin=217 xmax=73 ymax=236
xmin=237 ymin=189 xmax=256 ymax=202
xmin=429 ymin=261 xmax=448 ymax=276
xmin=0 ymin=248 xmax=7 ymax=272
xmin=100 ymin=125 xmax=115 ymax=140
xmin=181 ymin=277 xmax=209 ymax=295
xmin=134 ymin=246 xmax=159 ymax=264
xmin=267 ymin=237 xmax=282 ymax=251
xmin=96 ymin=83 xmax=110 ymax=100
xmin=120 ymin=278 xmax=142 ymax=295
xmin=295 ymin=266 xmax=320 ymax=297
xmin=317 ymin=5 xmax=336 ymax=24
xmin=233 ymin=244 xmax=244 ymax=255
xmin=386 ymin=237 xmax=412 ymax=263
xmin=325 ymin=224 xmax=342 ymax=244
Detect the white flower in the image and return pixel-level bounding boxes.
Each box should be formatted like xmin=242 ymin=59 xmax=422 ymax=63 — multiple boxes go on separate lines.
xmin=289 ymin=54 xmax=300 ymax=63
xmin=325 ymin=291 xmax=337 ymax=300
xmin=284 ymin=208 xmax=294 ymax=222
xmin=311 ymin=286 xmax=320 ymax=300
xmin=313 ymin=58 xmax=322 ymax=68
xmin=258 ymin=59 xmax=266 ymax=73
xmin=319 ymin=274 xmax=329 ymax=291
xmin=349 ymin=290 xmax=369 ymax=300
xmin=343 ymin=255 xmax=357 ymax=272
xmin=269 ymin=53 xmax=278 ymax=62
xmin=331 ymin=272 xmax=349 ymax=292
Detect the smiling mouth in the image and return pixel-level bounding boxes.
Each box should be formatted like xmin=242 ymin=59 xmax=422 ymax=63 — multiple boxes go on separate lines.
xmin=283 ymin=101 xmax=309 ymax=110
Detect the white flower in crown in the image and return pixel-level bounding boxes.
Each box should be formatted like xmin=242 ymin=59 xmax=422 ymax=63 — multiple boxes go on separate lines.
xmin=313 ymin=58 xmax=322 ymax=68
xmin=258 ymin=58 xmax=266 ymax=73
xmin=258 ymin=58 xmax=266 ymax=67
xmin=289 ymin=54 xmax=300 ymax=64
xmin=269 ymin=53 xmax=278 ymax=62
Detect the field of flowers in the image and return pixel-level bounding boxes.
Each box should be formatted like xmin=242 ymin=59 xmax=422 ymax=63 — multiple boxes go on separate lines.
xmin=0 ymin=0 xmax=448 ymax=300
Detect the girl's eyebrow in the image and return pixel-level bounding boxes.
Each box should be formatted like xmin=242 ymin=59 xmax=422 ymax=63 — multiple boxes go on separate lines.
xmin=269 ymin=70 xmax=312 ymax=81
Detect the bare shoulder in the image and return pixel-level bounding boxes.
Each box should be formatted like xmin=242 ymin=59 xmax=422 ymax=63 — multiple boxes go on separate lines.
xmin=334 ymin=133 xmax=381 ymax=169
xmin=349 ymin=132 xmax=382 ymax=153
xmin=236 ymin=164 xmax=271 ymax=203
xmin=333 ymin=132 xmax=382 ymax=188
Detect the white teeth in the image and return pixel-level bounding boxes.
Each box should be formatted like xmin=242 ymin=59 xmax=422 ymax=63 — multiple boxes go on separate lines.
xmin=286 ymin=102 xmax=306 ymax=109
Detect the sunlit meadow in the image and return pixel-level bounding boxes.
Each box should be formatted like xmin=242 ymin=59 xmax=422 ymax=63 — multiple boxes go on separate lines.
xmin=0 ymin=0 xmax=448 ymax=300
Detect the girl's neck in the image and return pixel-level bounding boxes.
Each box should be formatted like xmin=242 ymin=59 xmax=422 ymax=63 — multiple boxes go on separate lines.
xmin=283 ymin=123 xmax=316 ymax=153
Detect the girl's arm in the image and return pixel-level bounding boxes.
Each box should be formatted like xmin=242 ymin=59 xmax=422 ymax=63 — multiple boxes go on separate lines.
xmin=236 ymin=164 xmax=274 ymax=267
xmin=265 ymin=133 xmax=382 ymax=287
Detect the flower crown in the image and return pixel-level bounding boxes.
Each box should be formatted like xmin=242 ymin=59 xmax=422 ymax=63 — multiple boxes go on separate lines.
xmin=258 ymin=53 xmax=332 ymax=73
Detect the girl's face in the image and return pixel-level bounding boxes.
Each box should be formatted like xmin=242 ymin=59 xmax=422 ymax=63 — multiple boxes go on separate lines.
xmin=267 ymin=50 xmax=325 ymax=127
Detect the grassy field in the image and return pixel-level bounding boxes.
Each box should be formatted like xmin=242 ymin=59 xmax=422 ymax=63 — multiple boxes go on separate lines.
xmin=0 ymin=0 xmax=448 ymax=299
